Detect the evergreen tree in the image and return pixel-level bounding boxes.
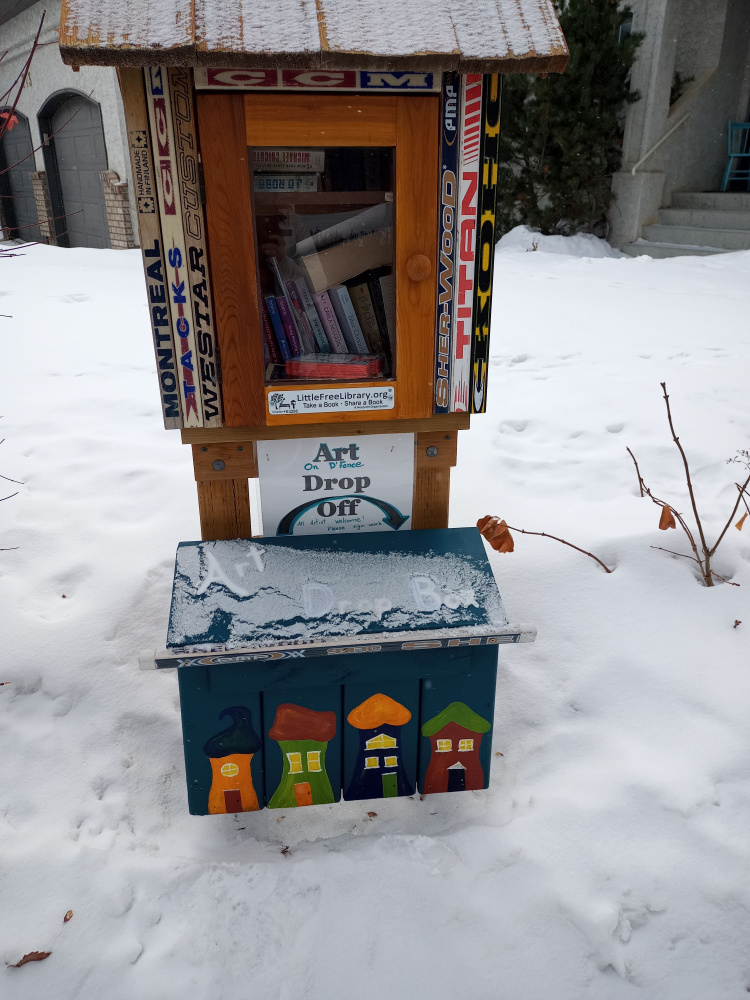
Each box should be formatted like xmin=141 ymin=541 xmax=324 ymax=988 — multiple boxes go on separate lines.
xmin=496 ymin=0 xmax=642 ymax=238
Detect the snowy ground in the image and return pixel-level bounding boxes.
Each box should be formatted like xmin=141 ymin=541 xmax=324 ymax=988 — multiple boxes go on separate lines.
xmin=2 ymin=234 xmax=750 ymax=999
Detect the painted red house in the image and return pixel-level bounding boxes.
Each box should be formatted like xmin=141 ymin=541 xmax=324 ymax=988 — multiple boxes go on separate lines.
xmin=421 ymin=702 xmax=491 ymax=793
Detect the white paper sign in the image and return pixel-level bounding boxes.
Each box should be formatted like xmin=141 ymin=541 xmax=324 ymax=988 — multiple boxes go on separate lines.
xmin=258 ymin=434 xmax=414 ymax=536
xmin=267 ymin=386 xmax=394 ymax=415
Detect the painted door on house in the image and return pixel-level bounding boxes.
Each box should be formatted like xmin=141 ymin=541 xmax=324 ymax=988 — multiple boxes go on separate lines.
xmin=49 ymin=96 xmax=109 ymax=248
xmin=0 ymin=112 xmax=40 ymax=240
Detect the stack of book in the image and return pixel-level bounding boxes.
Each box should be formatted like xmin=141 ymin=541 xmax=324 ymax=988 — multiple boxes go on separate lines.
xmin=257 ymin=194 xmax=395 ymax=383
xmin=285 ymin=354 xmax=384 ymax=379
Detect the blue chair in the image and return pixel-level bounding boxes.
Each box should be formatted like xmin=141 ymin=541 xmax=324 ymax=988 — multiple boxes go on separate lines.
xmin=721 ymin=121 xmax=750 ymax=191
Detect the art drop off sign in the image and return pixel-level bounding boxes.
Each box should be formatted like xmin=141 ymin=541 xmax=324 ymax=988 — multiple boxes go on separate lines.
xmin=257 ymin=434 xmax=413 ymax=536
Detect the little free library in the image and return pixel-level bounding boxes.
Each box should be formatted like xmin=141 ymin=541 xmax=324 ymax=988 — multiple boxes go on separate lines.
xmin=60 ymin=0 xmax=567 ymax=814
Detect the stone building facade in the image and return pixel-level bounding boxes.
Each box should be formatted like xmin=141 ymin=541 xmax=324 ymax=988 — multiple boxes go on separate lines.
xmin=0 ymin=0 xmax=136 ymax=248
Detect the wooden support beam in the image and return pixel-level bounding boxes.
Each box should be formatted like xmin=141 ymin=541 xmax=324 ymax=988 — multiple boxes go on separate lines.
xmin=196 ymin=479 xmax=252 ymax=540
xmin=182 ymin=413 xmax=470 ymax=445
xmin=414 ymin=430 xmax=458 ymax=468
xmin=192 ymin=442 xmax=258 ymax=481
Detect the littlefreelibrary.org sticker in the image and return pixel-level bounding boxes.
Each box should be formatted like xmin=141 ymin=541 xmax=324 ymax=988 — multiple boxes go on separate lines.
xmin=268 ymin=387 xmax=395 ymax=415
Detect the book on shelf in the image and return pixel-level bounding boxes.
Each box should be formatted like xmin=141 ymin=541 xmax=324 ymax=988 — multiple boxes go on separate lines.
xmin=285 ymin=354 xmax=384 ymax=379
xmin=285 ymin=280 xmax=317 ymax=354
xmin=251 ymin=148 xmax=325 ymax=172
xmin=346 ymin=272 xmax=388 ymax=358
xmin=328 ymin=284 xmax=369 ymax=354
xmin=292 ymin=278 xmax=330 ymax=353
xmin=365 ymin=268 xmax=394 ymax=366
xmin=312 ymin=290 xmax=348 ymax=353
xmin=294 ymin=202 xmax=392 ymax=257
xmin=261 ymin=300 xmax=282 ymax=364
xmin=264 ymin=295 xmax=292 ymax=361
xmin=378 ymin=273 xmax=395 ymax=356
xmin=269 ymin=256 xmax=305 ymax=355
xmin=254 ymin=174 xmax=319 ymax=193
xmin=298 ymin=228 xmax=393 ymax=295
xmin=275 ymin=296 xmax=302 ymax=357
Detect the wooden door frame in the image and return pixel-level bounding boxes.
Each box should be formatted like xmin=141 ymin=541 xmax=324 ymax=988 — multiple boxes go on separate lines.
xmin=197 ymin=92 xmax=439 ymax=428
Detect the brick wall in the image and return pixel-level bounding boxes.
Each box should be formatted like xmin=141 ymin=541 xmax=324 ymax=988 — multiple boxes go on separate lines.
xmin=100 ymin=169 xmax=135 ymax=249
xmin=29 ymin=171 xmax=56 ymax=245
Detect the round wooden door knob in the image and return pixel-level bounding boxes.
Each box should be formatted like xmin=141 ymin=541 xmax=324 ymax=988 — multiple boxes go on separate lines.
xmin=406 ymin=253 xmax=431 ymax=281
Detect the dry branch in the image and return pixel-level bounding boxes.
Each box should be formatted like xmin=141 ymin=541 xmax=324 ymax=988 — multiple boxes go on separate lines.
xmin=477 ymin=515 xmax=612 ymax=574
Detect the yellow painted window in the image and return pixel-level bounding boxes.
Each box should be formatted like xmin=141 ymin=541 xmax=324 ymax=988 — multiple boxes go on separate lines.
xmin=384 ymin=756 xmax=398 ymax=768
xmin=220 ymin=762 xmax=239 ymax=778
xmin=436 ymin=739 xmax=452 ymax=752
xmin=307 ymin=750 xmax=322 ymax=772
xmin=287 ymin=752 xmax=302 ymax=773
xmin=458 ymin=739 xmax=474 ymax=752
xmin=364 ymin=756 xmax=380 ymax=769
xmin=365 ymin=733 xmax=397 ymax=750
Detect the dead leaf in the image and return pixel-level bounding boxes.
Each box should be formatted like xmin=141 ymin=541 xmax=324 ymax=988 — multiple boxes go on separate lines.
xmin=734 ymin=620 xmax=742 ymax=628
xmin=62 ymin=594 xmax=67 ymax=599
xmin=477 ymin=516 xmax=514 ymax=552
xmin=736 ymin=512 xmax=747 ymax=531
xmin=281 ymin=845 xmax=290 ymax=855
xmin=495 ymin=752 xmax=504 ymax=757
xmin=63 ymin=910 xmax=73 ymax=923
xmin=367 ymin=811 xmax=377 ymax=818
xmin=9 ymin=951 xmax=51 ymax=968
xmin=658 ymin=505 xmax=676 ymax=530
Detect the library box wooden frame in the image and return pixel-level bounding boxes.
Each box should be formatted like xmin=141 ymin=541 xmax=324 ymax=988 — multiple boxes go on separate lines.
xmin=197 ymin=92 xmax=439 ymax=428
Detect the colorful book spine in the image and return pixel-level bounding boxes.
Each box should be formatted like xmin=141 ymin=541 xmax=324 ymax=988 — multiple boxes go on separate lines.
xmin=329 ymin=284 xmax=369 ymax=354
xmin=264 ymin=295 xmax=291 ymax=360
xmin=168 ymin=67 xmax=223 ymax=426
xmin=434 ymin=71 xmax=461 ymax=414
xmin=276 ymin=296 xmax=302 ymax=356
xmin=293 ymin=278 xmax=330 ymax=353
xmin=366 ymin=272 xmax=393 ymax=371
xmin=347 ymin=280 xmax=385 ymax=355
xmin=144 ymin=65 xmax=203 ymax=427
xmin=285 ymin=280 xmax=316 ymax=354
xmin=312 ymin=290 xmax=348 ymax=353
xmin=470 ymin=74 xmax=500 ymax=415
xmin=451 ymin=73 xmax=483 ymax=413
xmin=119 ymin=68 xmax=182 ymax=429
xmin=260 ymin=300 xmax=282 ymax=364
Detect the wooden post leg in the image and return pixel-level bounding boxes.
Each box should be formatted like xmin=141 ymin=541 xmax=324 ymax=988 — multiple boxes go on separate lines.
xmin=412 ymin=466 xmax=452 ymax=529
xmin=191 ymin=443 xmax=258 ymax=540
xmin=196 ymin=479 xmax=252 ymax=540
xmin=411 ymin=430 xmax=458 ymax=530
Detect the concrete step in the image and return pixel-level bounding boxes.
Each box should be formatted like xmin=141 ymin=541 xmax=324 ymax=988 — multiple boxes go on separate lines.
xmin=671 ymin=191 xmax=750 ymax=212
xmin=621 ymin=242 xmax=727 ymax=259
xmin=640 ymin=223 xmax=750 ymax=251
xmin=657 ymin=207 xmax=750 ymax=230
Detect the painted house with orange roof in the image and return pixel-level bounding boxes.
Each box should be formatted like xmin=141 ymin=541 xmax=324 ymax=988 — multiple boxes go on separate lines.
xmin=203 ymin=706 xmax=262 ymax=813
xmin=345 ymin=693 xmax=414 ymax=800
xmin=268 ymin=703 xmax=337 ymax=808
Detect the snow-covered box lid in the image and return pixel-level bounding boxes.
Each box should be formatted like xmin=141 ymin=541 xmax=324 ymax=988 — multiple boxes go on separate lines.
xmin=59 ymin=0 xmax=568 ymax=76
xmin=159 ymin=527 xmax=534 ymax=667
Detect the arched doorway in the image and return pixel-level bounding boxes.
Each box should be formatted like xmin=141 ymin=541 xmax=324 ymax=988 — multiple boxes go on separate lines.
xmin=0 ymin=110 xmax=41 ymax=241
xmin=39 ymin=92 xmax=109 ymax=248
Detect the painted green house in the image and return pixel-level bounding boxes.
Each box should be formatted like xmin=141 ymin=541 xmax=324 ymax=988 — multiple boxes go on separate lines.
xmin=268 ymin=703 xmax=337 ymax=808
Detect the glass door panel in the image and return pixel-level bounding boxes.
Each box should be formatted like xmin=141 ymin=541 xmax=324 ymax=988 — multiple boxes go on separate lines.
xmin=248 ymin=145 xmax=395 ymax=385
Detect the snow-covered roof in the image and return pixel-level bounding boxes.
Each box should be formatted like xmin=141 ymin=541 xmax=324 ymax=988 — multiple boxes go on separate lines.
xmin=58 ymin=0 xmax=568 ymax=74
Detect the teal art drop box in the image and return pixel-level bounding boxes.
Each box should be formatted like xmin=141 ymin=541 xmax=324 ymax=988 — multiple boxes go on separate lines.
xmin=149 ymin=527 xmax=534 ymax=814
